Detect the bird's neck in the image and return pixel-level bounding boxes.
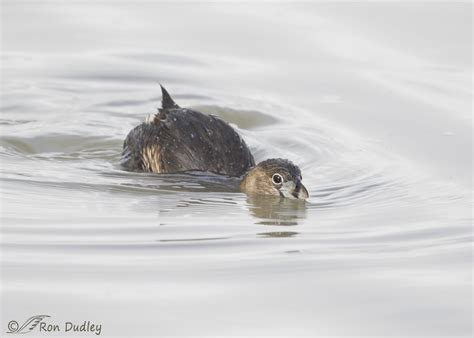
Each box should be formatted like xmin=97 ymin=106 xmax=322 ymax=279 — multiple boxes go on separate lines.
xmin=239 ymin=167 xmax=273 ymax=196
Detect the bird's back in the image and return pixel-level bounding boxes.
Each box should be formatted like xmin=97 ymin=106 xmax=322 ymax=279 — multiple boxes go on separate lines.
xmin=121 ymin=87 xmax=255 ymax=177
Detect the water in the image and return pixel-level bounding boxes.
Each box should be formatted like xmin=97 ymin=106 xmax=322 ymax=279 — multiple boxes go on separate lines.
xmin=1 ymin=2 xmax=472 ymax=337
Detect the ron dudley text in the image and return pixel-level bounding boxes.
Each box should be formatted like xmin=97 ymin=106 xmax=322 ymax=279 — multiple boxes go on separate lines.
xmin=40 ymin=320 xmax=102 ymax=335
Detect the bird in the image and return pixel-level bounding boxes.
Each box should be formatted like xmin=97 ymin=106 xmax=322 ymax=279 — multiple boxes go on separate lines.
xmin=121 ymin=85 xmax=309 ymax=199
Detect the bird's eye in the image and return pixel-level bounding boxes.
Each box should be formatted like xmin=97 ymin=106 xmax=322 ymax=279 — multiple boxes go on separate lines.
xmin=272 ymin=173 xmax=283 ymax=185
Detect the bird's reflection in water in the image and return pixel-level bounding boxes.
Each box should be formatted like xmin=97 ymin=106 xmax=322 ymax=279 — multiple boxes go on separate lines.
xmin=246 ymin=195 xmax=307 ymax=227
xmin=258 ymin=231 xmax=299 ymax=238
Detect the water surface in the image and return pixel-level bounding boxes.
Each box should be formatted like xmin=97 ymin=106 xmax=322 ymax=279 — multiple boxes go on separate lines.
xmin=1 ymin=2 xmax=472 ymax=337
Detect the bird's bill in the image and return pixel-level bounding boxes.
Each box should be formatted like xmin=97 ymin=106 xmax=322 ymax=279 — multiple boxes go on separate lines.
xmin=280 ymin=180 xmax=309 ymax=200
xmin=294 ymin=183 xmax=309 ymax=199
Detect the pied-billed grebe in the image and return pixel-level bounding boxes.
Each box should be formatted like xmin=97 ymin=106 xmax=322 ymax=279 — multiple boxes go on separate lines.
xmin=122 ymin=86 xmax=309 ymax=199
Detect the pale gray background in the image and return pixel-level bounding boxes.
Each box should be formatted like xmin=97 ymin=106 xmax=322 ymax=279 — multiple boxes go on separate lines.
xmin=1 ymin=1 xmax=472 ymax=337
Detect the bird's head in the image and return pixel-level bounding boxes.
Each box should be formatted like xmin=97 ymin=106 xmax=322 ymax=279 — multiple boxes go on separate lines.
xmin=240 ymin=158 xmax=309 ymax=199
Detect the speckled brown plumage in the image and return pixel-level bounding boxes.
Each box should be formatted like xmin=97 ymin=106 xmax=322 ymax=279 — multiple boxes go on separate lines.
xmin=121 ymin=86 xmax=255 ymax=177
xmin=121 ymin=86 xmax=308 ymax=199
